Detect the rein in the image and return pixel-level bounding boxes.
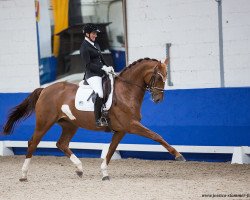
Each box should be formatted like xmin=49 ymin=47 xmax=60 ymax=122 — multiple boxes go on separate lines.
xmin=110 ymin=64 xmax=165 ymax=93
xmin=112 ymin=73 xmax=145 ymax=90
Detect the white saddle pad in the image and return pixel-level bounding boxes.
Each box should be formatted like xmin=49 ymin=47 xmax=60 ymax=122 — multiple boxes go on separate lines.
xmin=75 ymin=74 xmax=114 ymax=111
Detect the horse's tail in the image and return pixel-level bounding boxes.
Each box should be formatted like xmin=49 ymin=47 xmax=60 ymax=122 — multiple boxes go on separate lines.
xmin=2 ymin=88 xmax=44 ymax=135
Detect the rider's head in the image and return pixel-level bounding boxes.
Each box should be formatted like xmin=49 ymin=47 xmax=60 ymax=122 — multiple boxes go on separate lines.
xmin=83 ymin=23 xmax=100 ymax=42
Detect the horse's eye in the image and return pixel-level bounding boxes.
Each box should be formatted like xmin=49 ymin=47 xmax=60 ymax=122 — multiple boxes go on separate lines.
xmin=157 ymin=76 xmax=162 ymax=81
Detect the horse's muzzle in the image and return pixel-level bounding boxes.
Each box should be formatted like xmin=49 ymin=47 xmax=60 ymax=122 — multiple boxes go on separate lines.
xmin=152 ymin=94 xmax=164 ymax=103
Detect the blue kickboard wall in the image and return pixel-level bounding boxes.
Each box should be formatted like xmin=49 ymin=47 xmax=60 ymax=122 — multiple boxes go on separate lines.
xmin=0 ymin=87 xmax=250 ymax=161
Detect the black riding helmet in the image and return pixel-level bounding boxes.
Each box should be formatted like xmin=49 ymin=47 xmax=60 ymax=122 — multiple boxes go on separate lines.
xmin=83 ymin=23 xmax=101 ymax=35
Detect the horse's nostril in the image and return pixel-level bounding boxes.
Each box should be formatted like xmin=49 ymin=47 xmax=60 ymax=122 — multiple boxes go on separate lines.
xmin=155 ymin=99 xmax=160 ymax=103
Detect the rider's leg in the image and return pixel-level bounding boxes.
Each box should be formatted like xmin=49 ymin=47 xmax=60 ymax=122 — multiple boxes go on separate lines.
xmin=94 ymin=93 xmax=108 ymax=126
xmin=86 ymin=76 xmax=108 ymax=127
xmin=86 ymin=76 xmax=103 ymax=98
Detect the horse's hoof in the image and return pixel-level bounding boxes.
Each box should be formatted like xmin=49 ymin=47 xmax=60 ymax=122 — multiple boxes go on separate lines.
xmin=19 ymin=178 xmax=28 ymax=182
xmin=76 ymin=170 xmax=83 ymax=178
xmin=102 ymin=176 xmax=110 ymax=181
xmin=175 ymin=155 xmax=186 ymax=162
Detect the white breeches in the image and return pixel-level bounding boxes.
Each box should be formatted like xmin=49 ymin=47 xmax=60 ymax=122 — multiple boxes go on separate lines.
xmin=87 ymin=76 xmax=103 ymax=98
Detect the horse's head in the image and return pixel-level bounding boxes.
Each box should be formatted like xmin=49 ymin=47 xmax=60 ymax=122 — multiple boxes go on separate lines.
xmin=145 ymin=58 xmax=168 ymax=103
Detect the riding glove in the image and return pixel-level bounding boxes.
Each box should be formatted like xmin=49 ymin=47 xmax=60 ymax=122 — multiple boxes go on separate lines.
xmin=102 ymin=65 xmax=114 ymax=74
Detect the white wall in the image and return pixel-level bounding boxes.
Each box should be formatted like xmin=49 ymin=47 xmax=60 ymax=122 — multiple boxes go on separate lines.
xmin=223 ymin=0 xmax=250 ymax=87
xmin=0 ymin=0 xmax=40 ymax=92
xmin=0 ymin=0 xmax=249 ymax=92
xmin=126 ymin=0 xmax=250 ymax=89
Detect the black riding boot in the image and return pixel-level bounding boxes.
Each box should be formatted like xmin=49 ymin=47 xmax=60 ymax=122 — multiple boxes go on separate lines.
xmin=94 ymin=95 xmax=108 ymax=127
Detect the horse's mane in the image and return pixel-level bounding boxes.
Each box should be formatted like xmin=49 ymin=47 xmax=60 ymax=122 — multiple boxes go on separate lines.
xmin=119 ymin=57 xmax=159 ymax=76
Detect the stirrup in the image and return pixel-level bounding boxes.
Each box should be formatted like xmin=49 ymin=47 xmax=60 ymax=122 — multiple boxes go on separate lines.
xmin=96 ymin=117 xmax=108 ymax=127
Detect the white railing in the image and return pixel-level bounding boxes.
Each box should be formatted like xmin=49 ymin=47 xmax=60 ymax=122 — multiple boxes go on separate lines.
xmin=0 ymin=140 xmax=249 ymax=164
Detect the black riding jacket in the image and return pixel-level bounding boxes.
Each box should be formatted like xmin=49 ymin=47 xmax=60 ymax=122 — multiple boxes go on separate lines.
xmin=80 ymin=39 xmax=107 ymax=79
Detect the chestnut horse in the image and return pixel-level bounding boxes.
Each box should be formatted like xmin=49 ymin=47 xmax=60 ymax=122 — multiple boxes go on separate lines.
xmin=2 ymin=58 xmax=185 ymax=181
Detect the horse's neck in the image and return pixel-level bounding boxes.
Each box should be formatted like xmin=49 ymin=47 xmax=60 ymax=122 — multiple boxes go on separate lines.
xmin=121 ymin=62 xmax=151 ymax=87
xmin=117 ymin=62 xmax=153 ymax=106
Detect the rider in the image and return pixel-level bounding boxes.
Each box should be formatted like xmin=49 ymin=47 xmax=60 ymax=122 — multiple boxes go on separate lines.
xmin=80 ymin=23 xmax=114 ymax=127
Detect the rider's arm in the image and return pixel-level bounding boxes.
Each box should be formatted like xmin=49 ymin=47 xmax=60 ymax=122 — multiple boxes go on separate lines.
xmin=80 ymin=47 xmax=90 ymax=68
xmin=81 ymin=47 xmax=104 ymax=73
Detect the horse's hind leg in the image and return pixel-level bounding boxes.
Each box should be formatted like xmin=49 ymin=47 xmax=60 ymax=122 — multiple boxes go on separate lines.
xmin=19 ymin=114 xmax=57 ymax=182
xmin=56 ymin=121 xmax=82 ymax=177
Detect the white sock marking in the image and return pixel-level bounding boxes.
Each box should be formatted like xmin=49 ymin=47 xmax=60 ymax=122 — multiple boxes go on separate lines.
xmin=70 ymin=154 xmax=83 ymax=171
xmin=21 ymin=158 xmax=31 ymax=179
xmin=101 ymin=158 xmax=108 ymax=177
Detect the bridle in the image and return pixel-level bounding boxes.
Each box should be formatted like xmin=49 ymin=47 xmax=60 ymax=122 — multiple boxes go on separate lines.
xmin=111 ymin=63 xmax=165 ymax=95
xmin=146 ymin=65 xmax=165 ymax=94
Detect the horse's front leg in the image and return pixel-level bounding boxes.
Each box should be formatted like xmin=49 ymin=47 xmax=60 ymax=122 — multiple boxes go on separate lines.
xmin=129 ymin=120 xmax=186 ymax=161
xmin=101 ymin=131 xmax=125 ymax=180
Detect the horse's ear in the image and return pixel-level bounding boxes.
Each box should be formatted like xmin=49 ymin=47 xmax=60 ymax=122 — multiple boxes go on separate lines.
xmin=164 ymin=57 xmax=169 ymax=65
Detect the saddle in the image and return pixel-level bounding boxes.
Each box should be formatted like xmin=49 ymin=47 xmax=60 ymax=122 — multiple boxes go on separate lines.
xmin=102 ymin=74 xmax=112 ymax=104
xmin=75 ymin=74 xmax=114 ymax=112
xmin=84 ymin=74 xmax=111 ymax=105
